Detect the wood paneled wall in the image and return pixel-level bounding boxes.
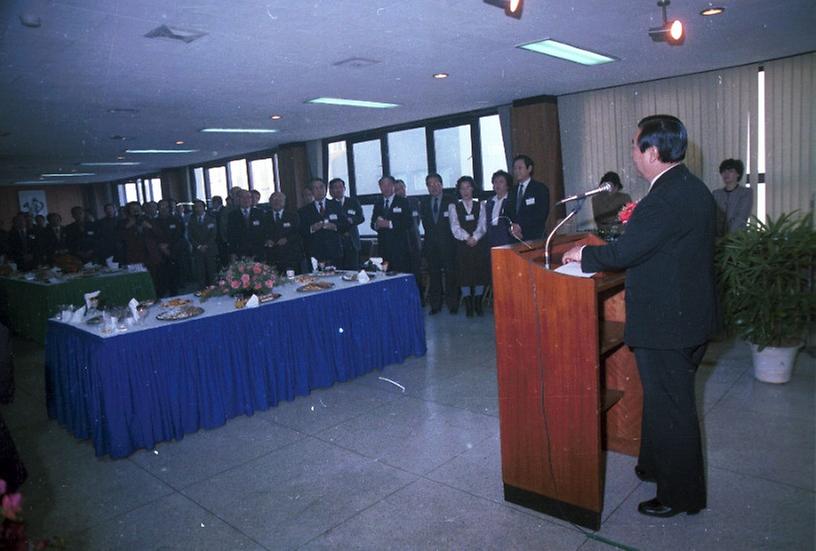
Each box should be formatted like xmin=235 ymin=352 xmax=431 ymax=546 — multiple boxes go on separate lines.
xmin=511 ymin=97 xmax=565 ymax=230
xmin=277 ymin=144 xmax=312 ymax=209
xmin=0 ymin=185 xmax=85 ymax=228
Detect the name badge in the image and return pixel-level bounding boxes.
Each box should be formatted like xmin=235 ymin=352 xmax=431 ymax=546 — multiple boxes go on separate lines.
xmin=347 ymin=209 xmax=356 ymax=215
xmin=465 ymin=214 xmax=475 ymax=221
xmin=443 ymin=212 xmax=449 ymax=218
xmin=525 ymin=197 xmax=535 ymax=206
xmin=207 ymin=223 xmax=215 ymax=229
xmin=252 ymin=220 xmax=260 ymax=226
xmin=328 ymin=213 xmax=338 ymax=221
xmin=393 ymin=207 xmax=402 ymax=213
xmin=87 ymin=230 xmax=94 ymax=236
xmin=283 ymin=222 xmax=291 ymax=228
xmin=169 ymin=224 xmax=176 ymax=229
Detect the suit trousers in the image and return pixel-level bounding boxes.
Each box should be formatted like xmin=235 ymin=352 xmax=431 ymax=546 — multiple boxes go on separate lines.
xmin=634 ymin=344 xmax=707 ymax=511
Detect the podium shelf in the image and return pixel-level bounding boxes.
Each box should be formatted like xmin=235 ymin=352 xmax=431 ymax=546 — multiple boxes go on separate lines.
xmin=599 ymin=321 xmax=625 ymax=355
xmin=602 ymin=389 xmax=625 ymax=412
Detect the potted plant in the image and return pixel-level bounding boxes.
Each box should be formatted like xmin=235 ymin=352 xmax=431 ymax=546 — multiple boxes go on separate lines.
xmin=717 ymin=211 xmax=815 ymax=383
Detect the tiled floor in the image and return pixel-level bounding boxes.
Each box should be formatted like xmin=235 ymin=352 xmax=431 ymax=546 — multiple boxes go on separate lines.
xmin=5 ymin=312 xmax=814 ymax=550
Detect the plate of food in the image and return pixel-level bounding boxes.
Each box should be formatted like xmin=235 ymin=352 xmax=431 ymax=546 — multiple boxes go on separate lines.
xmin=156 ymin=305 xmax=205 ymax=321
xmin=296 ymin=281 xmax=335 ymax=292
xmin=294 ymin=274 xmax=317 ymax=285
xmin=161 ymin=298 xmax=192 ymax=308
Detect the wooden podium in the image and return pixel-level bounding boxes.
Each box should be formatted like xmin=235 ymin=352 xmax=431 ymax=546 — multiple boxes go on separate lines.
xmin=491 ymin=234 xmax=642 ymax=530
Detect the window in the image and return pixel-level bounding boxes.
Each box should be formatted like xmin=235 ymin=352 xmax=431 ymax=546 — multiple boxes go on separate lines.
xmin=147 ymin=177 xmax=162 ymax=201
xmin=327 ymin=141 xmax=349 ymax=184
xmin=434 ymin=125 xmax=473 ymax=190
xmin=250 ymin=158 xmax=276 ymax=202
xmin=123 ymin=182 xmax=140 ymax=203
xmin=228 ymin=159 xmax=249 ymax=190
xmin=479 ymin=114 xmax=507 ymax=192
xmin=387 ymin=127 xmax=428 ymax=195
xmin=208 ymin=166 xmax=228 ymax=200
xmin=193 ymin=167 xmax=206 ymax=201
xmin=352 ymin=139 xmax=383 ymax=195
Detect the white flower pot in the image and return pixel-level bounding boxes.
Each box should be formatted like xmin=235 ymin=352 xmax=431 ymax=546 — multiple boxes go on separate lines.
xmin=750 ymin=343 xmax=802 ymax=384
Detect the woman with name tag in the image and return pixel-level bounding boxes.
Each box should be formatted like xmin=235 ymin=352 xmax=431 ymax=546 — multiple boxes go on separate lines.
xmin=449 ymin=176 xmax=489 ymax=317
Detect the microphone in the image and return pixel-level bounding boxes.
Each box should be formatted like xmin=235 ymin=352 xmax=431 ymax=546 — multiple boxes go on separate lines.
xmin=555 ymin=182 xmax=614 ymax=206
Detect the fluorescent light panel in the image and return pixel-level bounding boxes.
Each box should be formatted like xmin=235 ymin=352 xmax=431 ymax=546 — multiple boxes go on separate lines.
xmin=518 ymin=39 xmax=616 ymax=65
xmin=16 ymin=180 xmax=66 ymax=184
xmin=80 ymin=162 xmax=141 ymax=166
xmin=41 ymin=172 xmax=95 ymax=177
xmin=306 ymin=97 xmax=399 ymax=109
xmin=125 ymin=149 xmax=198 ymax=154
xmin=200 ymin=128 xmax=278 ymax=133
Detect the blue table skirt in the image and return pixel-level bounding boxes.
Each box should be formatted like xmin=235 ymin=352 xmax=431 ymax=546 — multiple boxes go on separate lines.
xmin=46 ymin=276 xmax=426 ymax=458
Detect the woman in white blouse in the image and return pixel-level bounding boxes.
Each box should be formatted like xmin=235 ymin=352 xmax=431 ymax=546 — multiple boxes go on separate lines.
xmin=449 ymin=176 xmax=490 ymax=317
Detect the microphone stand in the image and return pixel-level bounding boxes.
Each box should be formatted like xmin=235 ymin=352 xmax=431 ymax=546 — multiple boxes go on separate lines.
xmin=544 ymin=198 xmax=585 ymax=270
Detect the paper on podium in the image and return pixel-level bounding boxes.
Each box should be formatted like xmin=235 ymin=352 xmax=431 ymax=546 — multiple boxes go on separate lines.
xmin=553 ymin=262 xmax=596 ymax=278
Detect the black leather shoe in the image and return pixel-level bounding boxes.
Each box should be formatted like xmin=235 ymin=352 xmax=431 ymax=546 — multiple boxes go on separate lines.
xmin=638 ymin=498 xmax=701 ymax=518
xmin=635 ymin=465 xmax=656 ymax=482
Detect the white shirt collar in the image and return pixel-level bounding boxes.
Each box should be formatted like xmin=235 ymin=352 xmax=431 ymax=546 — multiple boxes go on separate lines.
xmin=649 ymin=163 xmax=680 ymax=191
xmin=518 ymin=177 xmax=531 ymax=189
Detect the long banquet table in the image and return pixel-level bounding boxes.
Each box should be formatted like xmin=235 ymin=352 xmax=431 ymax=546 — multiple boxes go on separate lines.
xmin=45 ymin=273 xmax=426 ymax=458
xmin=0 ymin=270 xmax=156 ymax=344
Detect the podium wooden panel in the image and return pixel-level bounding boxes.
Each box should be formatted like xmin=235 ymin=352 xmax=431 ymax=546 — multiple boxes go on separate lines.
xmin=491 ymin=234 xmax=642 ymax=530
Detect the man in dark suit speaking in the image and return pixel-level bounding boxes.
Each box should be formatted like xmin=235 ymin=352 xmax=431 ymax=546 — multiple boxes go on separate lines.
xmin=563 ymin=115 xmax=717 ymax=519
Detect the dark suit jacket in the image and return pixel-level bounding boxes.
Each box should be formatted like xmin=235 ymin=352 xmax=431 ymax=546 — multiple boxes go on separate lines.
xmin=64 ymin=221 xmax=97 ymax=260
xmin=298 ymin=199 xmax=348 ymax=263
xmin=508 ymin=179 xmax=550 ymax=241
xmin=227 ymin=207 xmax=267 ymax=259
xmin=267 ymin=209 xmax=303 ymax=269
xmin=187 ymin=214 xmax=218 ymax=258
xmin=334 ymin=196 xmax=365 ymax=251
xmin=37 ymin=226 xmax=68 ymax=264
xmin=419 ymin=194 xmax=457 ymax=269
xmin=581 ymin=164 xmax=718 ymax=349
xmin=7 ymin=228 xmax=38 ymax=269
xmin=93 ymin=216 xmax=121 ymax=263
xmin=370 ymin=195 xmax=412 ymax=272
xmin=485 ymin=195 xmax=514 ymax=247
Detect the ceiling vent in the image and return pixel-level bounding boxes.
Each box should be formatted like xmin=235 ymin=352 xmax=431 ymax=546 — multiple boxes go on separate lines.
xmin=332 ymin=57 xmax=381 ymax=69
xmin=144 ymin=24 xmax=207 ymax=44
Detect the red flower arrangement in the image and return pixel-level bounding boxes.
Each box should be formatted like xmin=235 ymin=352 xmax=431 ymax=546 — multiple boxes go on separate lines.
xmin=618 ymin=201 xmax=638 ymax=225
xmin=216 ymin=258 xmax=276 ymax=297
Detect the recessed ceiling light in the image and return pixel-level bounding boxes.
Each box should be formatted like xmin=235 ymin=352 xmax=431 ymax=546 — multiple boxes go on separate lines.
xmin=700 ymin=7 xmax=724 ymax=16
xmin=107 ymin=108 xmax=138 ymax=114
xmin=175 ymin=140 xmax=185 ymax=145
xmin=116 ymin=156 xmax=126 ymax=160
xmin=199 ymin=128 xmax=278 ymax=134
xmin=270 ymin=114 xmax=282 ymax=120
xmin=518 ymin=39 xmax=617 ymax=65
xmin=125 ymin=149 xmax=198 ymax=154
xmin=433 ymin=73 xmax=449 ymax=79
xmin=41 ymin=172 xmax=95 ymax=177
xmin=80 ymin=162 xmax=141 ymax=166
xmin=306 ymin=97 xmax=399 ymax=109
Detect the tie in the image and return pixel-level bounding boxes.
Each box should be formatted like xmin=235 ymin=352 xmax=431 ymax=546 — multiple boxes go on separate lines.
xmin=516 ymin=184 xmax=525 ymax=212
xmin=243 ymin=208 xmax=249 ymax=219
xmin=384 ymin=197 xmax=390 ymax=211
xmin=275 ymin=211 xmax=281 ymax=223
xmin=432 ymin=198 xmax=439 ymax=222
xmin=200 ymin=216 xmax=204 ymax=224
xmin=319 ymin=201 xmax=325 ymax=217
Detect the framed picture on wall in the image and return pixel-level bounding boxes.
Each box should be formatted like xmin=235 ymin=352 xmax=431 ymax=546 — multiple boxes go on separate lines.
xmin=18 ymin=190 xmax=48 ymax=217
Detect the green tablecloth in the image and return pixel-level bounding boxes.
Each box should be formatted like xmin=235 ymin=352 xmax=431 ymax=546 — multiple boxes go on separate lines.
xmin=0 ymin=271 xmax=156 ymax=344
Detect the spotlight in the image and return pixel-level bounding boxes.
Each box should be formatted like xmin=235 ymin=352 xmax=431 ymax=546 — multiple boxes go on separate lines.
xmin=649 ymin=0 xmax=685 ymax=45
xmin=483 ymin=0 xmax=523 ymax=19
